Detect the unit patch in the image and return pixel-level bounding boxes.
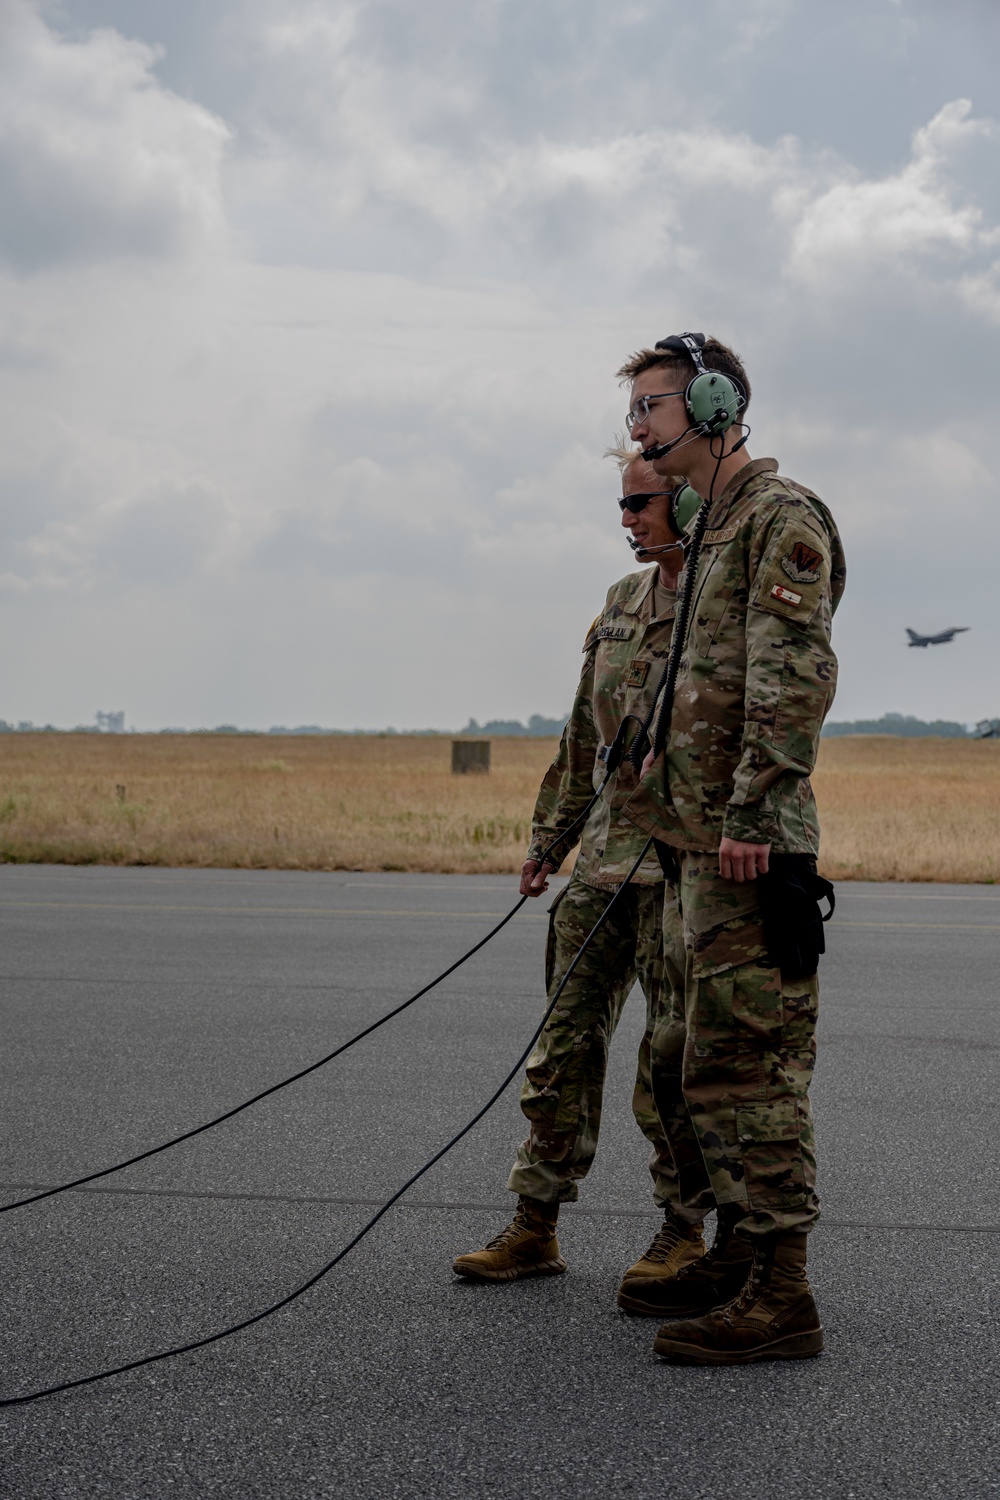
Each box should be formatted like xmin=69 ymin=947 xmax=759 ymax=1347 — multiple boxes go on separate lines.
xmin=596 ymin=624 xmax=633 ymax=641
xmin=771 ymin=584 xmax=802 ymax=606
xmin=781 ymin=541 xmax=824 ymax=585
xmin=626 ymin=660 xmax=650 ymax=688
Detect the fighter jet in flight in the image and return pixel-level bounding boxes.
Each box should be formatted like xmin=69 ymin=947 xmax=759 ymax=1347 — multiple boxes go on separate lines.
xmin=905 ymin=627 xmax=970 ymax=648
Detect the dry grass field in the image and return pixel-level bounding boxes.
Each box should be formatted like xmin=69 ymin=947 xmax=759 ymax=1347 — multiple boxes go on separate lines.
xmin=811 ymin=734 xmax=1000 ymax=884
xmin=0 ymin=732 xmax=997 ymax=882
xmin=0 ymin=733 xmax=551 ymax=874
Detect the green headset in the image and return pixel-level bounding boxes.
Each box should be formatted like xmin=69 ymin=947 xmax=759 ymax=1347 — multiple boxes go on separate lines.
xmin=624 ymin=481 xmax=702 ymax=558
xmin=653 ymin=331 xmax=745 ymax=437
xmin=670 ymin=482 xmax=703 ymax=535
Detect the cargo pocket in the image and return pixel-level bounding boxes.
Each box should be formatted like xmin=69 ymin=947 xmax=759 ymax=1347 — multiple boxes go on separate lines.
xmin=735 ymin=1099 xmax=806 ymax=1209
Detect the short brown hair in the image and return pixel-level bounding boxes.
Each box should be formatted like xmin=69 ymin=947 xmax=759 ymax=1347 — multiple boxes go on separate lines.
xmin=617 ymin=335 xmax=751 ymax=413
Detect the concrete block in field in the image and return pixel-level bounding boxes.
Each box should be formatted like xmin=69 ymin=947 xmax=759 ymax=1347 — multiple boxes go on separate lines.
xmin=452 ymin=739 xmax=491 ymax=774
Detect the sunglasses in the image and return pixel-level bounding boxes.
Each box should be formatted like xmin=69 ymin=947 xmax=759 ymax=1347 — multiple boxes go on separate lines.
xmin=617 ymin=490 xmax=677 ymax=514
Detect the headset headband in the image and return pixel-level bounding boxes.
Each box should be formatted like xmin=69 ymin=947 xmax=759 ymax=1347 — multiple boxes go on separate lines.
xmin=641 ymin=330 xmax=744 ymax=448
xmin=654 ymin=331 xmax=707 ymax=376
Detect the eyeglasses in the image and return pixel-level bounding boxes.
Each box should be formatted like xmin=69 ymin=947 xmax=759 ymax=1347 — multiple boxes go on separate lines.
xmin=618 ymin=490 xmax=676 ymax=514
xmin=624 ymin=389 xmax=686 ymax=432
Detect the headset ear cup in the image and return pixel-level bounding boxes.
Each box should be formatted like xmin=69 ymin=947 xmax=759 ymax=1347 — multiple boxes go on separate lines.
xmin=672 ymin=484 xmax=702 ymax=534
xmin=686 ymin=372 xmax=741 ymax=433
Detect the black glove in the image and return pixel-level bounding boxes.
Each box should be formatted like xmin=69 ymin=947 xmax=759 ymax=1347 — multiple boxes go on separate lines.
xmin=757 ymin=854 xmax=835 ymax=981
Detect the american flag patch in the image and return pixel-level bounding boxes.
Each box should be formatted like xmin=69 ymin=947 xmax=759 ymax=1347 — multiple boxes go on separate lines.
xmin=771 ymin=584 xmax=802 ymax=606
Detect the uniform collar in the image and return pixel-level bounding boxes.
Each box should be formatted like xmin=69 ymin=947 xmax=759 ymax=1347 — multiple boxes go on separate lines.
xmin=621 ymin=565 xmax=675 ymax=620
xmin=706 ymin=457 xmax=778 ymax=529
xmin=621 ymin=566 xmax=657 ymax=615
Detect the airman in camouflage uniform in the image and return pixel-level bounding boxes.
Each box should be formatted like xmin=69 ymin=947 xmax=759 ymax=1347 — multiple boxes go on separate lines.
xmin=509 ymin=573 xmax=673 ymax=1210
xmin=453 ymin=454 xmax=707 ymax=1288
xmin=616 ymin=335 xmax=845 ymax=1365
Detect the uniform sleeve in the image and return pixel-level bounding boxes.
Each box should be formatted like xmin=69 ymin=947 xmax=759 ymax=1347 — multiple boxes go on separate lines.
xmin=722 ymin=507 xmax=839 ymax=845
xmin=526 ymin=636 xmax=601 ymax=870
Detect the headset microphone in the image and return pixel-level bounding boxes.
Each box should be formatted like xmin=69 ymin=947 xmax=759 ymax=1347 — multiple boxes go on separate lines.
xmin=628 ymin=538 xmax=681 ymax=557
xmin=640 ymin=436 xmax=689 ymax=463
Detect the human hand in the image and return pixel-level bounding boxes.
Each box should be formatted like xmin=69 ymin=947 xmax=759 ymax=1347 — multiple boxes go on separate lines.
xmin=718 ymin=837 xmax=770 ymax=883
xmin=520 ymin=859 xmax=555 ymax=897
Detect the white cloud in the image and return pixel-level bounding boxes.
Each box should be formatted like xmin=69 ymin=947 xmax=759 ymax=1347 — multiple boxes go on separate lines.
xmin=0 ymin=1 xmax=999 ymax=728
xmin=0 ymin=0 xmax=229 ymax=268
xmin=788 ymin=101 xmax=995 ymax=289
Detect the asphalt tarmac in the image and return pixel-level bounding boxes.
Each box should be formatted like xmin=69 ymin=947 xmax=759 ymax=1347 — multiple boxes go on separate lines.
xmin=1 ymin=865 xmax=998 ymax=1499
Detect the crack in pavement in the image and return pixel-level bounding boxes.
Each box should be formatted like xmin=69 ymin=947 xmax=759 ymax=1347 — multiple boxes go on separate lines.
xmin=1 ymin=1180 xmax=997 ymax=1232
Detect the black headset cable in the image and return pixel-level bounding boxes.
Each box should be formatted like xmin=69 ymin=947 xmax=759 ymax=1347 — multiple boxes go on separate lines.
xmin=631 ymin=434 xmax=730 ymax=770
xmin=0 ymin=835 xmax=655 ymax=1407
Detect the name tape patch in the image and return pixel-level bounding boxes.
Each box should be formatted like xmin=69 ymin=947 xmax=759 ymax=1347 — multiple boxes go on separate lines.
xmin=771 ymin=584 xmax=802 ymax=606
xmin=596 ymin=624 xmax=633 ymax=641
xmin=704 ymin=525 xmax=739 ymax=546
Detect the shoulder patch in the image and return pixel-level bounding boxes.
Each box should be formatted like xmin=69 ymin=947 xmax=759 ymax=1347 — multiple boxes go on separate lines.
xmin=781 ymin=541 xmax=823 ymax=585
xmin=750 ymin=523 xmax=831 ymax=625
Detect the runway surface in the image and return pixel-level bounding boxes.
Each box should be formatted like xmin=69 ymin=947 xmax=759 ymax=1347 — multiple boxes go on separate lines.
xmin=1 ymin=865 xmax=998 ymax=1498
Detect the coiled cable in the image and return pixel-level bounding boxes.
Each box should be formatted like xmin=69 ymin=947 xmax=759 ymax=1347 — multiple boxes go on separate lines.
xmin=1 ymin=720 xmax=640 ymax=1217
xmin=0 ymin=835 xmax=654 ymax=1407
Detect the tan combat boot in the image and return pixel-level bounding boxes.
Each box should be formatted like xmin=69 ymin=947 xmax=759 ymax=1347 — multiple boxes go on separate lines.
xmin=617 ymin=1212 xmax=705 ymax=1293
xmin=616 ymin=1204 xmax=752 ymax=1316
xmin=452 ymin=1196 xmax=567 ymax=1282
xmin=652 ymin=1230 xmax=823 ymax=1364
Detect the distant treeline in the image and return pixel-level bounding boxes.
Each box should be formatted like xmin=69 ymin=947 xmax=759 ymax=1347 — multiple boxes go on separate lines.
xmin=460 ymin=715 xmax=568 ymax=737
xmin=6 ymin=711 xmax=978 ymax=739
xmin=823 ymin=713 xmax=970 ymax=738
xmin=0 ymin=716 xmax=570 ymax=737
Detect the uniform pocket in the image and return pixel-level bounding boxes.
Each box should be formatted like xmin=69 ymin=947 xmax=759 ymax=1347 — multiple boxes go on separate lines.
xmin=687 ymin=556 xmax=740 ymax=655
xmin=735 ymin=1099 xmax=806 ymax=1206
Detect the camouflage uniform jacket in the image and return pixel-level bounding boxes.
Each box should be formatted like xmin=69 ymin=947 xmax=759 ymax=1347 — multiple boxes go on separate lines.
xmin=622 ymin=458 xmax=846 ymax=853
xmin=527 ymin=567 xmax=676 ymax=887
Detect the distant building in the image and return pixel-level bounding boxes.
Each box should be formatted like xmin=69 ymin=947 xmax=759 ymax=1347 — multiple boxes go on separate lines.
xmin=96 ymin=710 xmax=125 ymax=733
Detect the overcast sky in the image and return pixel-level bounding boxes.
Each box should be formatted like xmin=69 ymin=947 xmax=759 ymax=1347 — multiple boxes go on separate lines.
xmin=1 ymin=0 xmax=998 ymax=729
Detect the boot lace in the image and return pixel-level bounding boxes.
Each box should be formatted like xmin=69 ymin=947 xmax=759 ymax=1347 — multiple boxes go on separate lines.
xmin=484 ymin=1201 xmax=544 ymax=1250
xmin=670 ymin=1228 xmax=727 ymax=1281
xmin=640 ymin=1217 xmax=687 ymax=1265
xmin=723 ymin=1252 xmax=764 ymax=1322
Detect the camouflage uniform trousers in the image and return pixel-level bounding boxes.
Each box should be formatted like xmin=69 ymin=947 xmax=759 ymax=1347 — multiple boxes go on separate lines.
xmin=507 ymin=871 xmax=680 ymax=1208
xmin=649 ymin=852 xmax=820 ymax=1236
